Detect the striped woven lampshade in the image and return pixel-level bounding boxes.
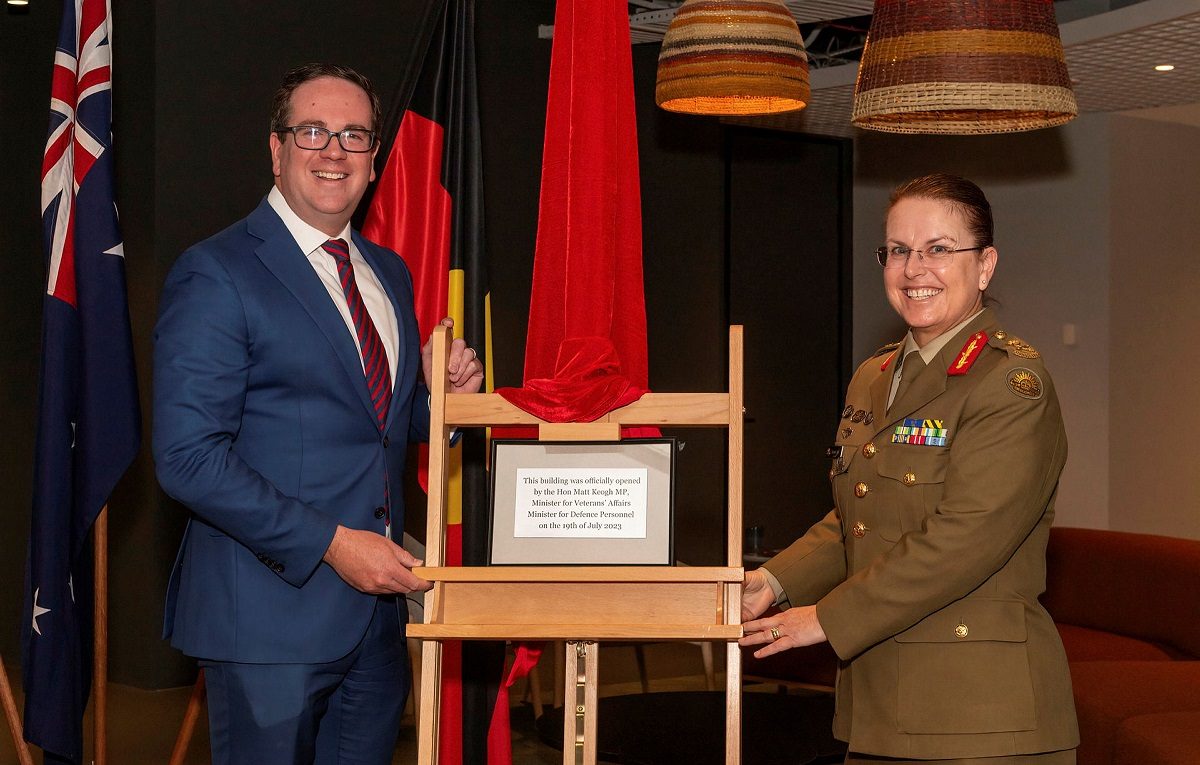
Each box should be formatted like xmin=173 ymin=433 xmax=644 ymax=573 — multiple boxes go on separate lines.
xmin=852 ymin=0 xmax=1077 ymax=134
xmin=656 ymin=0 xmax=810 ymax=116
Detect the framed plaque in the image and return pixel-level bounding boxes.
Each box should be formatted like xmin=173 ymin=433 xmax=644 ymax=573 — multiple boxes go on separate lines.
xmin=488 ymin=439 xmax=676 ymax=565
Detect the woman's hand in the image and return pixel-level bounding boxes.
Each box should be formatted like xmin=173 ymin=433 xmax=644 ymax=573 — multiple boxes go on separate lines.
xmin=742 ymin=569 xmax=775 ymax=621
xmin=739 ymin=605 xmax=827 ymax=659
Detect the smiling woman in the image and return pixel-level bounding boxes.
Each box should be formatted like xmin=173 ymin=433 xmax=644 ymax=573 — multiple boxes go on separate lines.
xmin=739 ymin=175 xmax=1080 ymax=762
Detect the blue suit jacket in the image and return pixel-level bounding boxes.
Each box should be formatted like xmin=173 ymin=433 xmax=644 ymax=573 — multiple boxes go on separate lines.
xmin=154 ymin=198 xmax=429 ymax=663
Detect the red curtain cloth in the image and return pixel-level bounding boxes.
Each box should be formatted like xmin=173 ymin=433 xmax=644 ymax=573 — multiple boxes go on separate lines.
xmin=494 ymin=0 xmax=650 ymax=420
xmin=488 ymin=0 xmax=657 ymax=759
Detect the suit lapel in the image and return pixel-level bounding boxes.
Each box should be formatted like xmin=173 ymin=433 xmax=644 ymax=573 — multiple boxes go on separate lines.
xmin=868 ymin=353 xmax=894 ymax=434
xmin=248 ymin=201 xmax=379 ymax=424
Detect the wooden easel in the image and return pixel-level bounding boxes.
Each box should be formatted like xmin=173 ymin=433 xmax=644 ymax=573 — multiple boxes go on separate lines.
xmin=410 ymin=326 xmax=745 ymax=765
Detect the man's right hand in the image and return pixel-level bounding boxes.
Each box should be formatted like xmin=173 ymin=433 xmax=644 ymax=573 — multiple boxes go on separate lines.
xmin=322 ymin=525 xmax=433 ymax=594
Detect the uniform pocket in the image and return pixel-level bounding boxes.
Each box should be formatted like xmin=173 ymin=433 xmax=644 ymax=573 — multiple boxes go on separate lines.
xmin=874 ymin=447 xmax=950 ymax=537
xmin=895 ymin=598 xmax=1036 ymax=734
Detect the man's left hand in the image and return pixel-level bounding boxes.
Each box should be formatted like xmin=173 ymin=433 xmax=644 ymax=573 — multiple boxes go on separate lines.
xmin=421 ymin=317 xmax=484 ymax=394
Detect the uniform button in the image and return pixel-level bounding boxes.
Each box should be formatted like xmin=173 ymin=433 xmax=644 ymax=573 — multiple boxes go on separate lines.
xmin=854 ymin=482 xmax=869 ymax=498
xmin=862 ymin=443 xmax=877 ymax=458
xmin=954 ymin=623 xmax=969 ymax=639
xmin=382 ymin=436 xmax=390 ymax=448
xmin=374 ymin=506 xmax=387 ymax=519
xmin=902 ymin=472 xmax=917 ymax=486
xmin=994 ymin=330 xmax=1008 ymax=340
xmin=851 ymin=521 xmax=868 ymax=538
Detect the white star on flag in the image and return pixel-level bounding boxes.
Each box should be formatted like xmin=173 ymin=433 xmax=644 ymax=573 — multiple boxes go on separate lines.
xmin=31 ymin=588 xmax=51 ymax=636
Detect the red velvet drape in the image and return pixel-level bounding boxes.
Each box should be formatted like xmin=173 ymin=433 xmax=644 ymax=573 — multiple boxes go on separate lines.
xmin=488 ymin=0 xmax=657 ymax=759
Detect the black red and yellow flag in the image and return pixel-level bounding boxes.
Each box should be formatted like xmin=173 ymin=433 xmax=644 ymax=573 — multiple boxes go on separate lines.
xmin=361 ymin=0 xmax=500 ymax=762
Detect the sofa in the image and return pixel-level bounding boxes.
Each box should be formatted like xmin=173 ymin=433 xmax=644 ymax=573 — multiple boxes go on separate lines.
xmin=1041 ymin=527 xmax=1200 ymax=765
xmin=743 ymin=526 xmax=1200 ymax=764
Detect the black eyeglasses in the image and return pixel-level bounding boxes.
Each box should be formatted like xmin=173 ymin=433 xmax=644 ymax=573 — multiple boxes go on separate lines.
xmin=875 ymin=244 xmax=983 ymax=268
xmin=276 ymin=125 xmax=377 ymax=153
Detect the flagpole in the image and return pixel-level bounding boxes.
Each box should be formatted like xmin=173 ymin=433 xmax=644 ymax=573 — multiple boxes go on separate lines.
xmin=0 ymin=655 xmax=34 ymax=765
xmin=93 ymin=505 xmax=109 ymax=765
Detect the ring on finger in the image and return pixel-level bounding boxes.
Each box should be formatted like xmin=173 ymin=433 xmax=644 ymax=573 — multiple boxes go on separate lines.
xmin=769 ymin=626 xmax=781 ymax=641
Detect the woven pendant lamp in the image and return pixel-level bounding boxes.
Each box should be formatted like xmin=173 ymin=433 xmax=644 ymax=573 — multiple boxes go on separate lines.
xmin=852 ymin=0 xmax=1077 ymax=134
xmin=656 ymin=0 xmax=810 ymax=116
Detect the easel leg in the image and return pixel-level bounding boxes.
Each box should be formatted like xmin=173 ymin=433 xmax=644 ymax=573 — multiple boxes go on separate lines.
xmin=0 ymin=655 xmax=34 ymax=765
xmin=562 ymin=641 xmax=599 ymax=765
xmin=168 ymin=670 xmax=206 ymax=765
xmin=417 ymin=641 xmax=443 ymax=765
xmin=725 ymin=641 xmax=742 ymax=764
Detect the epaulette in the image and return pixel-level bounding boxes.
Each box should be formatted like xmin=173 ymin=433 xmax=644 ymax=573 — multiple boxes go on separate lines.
xmin=874 ymin=340 xmax=902 ymax=371
xmin=872 ymin=340 xmax=901 ymax=357
xmin=947 ymin=331 xmax=988 ymax=376
xmin=989 ymin=329 xmax=1041 ymax=359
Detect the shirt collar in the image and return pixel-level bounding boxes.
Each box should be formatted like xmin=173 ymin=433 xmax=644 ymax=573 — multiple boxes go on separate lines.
xmin=267 ymin=186 xmax=353 ymax=255
xmin=901 ymin=309 xmax=986 ymax=367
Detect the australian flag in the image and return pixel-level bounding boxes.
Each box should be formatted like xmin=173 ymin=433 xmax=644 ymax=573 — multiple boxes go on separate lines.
xmin=22 ymin=0 xmax=141 ymax=762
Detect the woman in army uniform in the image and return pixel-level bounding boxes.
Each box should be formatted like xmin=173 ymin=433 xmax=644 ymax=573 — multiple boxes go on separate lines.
xmin=739 ymin=174 xmax=1078 ymax=764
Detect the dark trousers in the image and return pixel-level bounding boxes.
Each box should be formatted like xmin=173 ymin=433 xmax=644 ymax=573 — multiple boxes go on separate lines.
xmin=201 ymin=596 xmax=408 ymax=765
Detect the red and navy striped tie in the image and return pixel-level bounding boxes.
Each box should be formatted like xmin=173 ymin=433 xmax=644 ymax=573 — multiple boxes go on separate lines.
xmin=322 ymin=238 xmax=391 ymax=430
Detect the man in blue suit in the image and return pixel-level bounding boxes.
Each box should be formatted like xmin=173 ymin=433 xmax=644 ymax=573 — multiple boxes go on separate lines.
xmin=153 ymin=63 xmax=482 ymax=763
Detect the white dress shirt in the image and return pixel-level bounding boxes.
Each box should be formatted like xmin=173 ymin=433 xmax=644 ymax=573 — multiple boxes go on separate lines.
xmin=268 ymin=187 xmax=399 ymax=382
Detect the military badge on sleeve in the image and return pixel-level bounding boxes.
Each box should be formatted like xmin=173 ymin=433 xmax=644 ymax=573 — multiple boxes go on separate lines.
xmin=1007 ymin=367 xmax=1044 ymax=399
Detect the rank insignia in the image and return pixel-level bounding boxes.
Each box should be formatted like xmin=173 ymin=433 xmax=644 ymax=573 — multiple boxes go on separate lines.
xmin=1007 ymin=338 xmax=1041 ymax=359
xmin=842 ymin=405 xmax=854 ymax=419
xmin=1007 ymin=367 xmax=1044 ymax=399
xmin=947 ymin=332 xmax=987 ymax=376
xmin=851 ymin=409 xmax=866 ymax=423
xmin=892 ymin=417 xmax=949 ymax=446
xmin=864 ymin=412 xmax=874 ymax=425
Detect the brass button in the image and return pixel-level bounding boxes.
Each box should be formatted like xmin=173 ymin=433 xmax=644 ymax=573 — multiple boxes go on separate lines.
xmin=854 ymin=482 xmax=869 ymax=498
xmin=851 ymin=521 xmax=868 ymax=538
xmin=994 ymin=330 xmax=1008 ymax=340
xmin=902 ymin=472 xmax=917 ymax=486
xmin=954 ymin=623 xmax=969 ymax=639
xmin=862 ymin=443 xmax=877 ymax=458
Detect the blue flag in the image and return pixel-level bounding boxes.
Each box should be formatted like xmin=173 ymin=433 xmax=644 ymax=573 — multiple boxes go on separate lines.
xmin=23 ymin=0 xmax=141 ymax=761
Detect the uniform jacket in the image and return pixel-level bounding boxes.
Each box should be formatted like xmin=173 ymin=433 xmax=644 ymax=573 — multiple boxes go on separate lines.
xmin=153 ymin=198 xmax=429 ymax=663
xmin=764 ymin=309 xmax=1078 ymax=759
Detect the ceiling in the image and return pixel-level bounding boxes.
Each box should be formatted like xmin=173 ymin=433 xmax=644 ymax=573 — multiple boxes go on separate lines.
xmin=610 ymin=0 xmax=1200 ymax=137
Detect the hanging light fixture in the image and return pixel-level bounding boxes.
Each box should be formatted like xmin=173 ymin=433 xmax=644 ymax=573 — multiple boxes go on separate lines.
xmin=852 ymin=0 xmax=1077 ymax=134
xmin=656 ymin=0 xmax=810 ymax=116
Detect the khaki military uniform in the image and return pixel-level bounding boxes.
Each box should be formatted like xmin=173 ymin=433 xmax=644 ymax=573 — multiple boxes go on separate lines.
xmin=763 ymin=309 xmax=1078 ymax=760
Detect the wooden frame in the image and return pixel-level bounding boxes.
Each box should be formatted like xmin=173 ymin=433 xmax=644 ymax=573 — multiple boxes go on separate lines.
xmin=411 ymin=325 xmax=746 ymax=765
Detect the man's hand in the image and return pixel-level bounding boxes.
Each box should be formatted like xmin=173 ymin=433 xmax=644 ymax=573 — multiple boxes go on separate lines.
xmin=322 ymin=525 xmax=433 ymax=595
xmin=421 ymin=317 xmax=484 ymax=394
xmin=742 ymin=569 xmax=776 ymax=622
xmin=739 ymin=604 xmax=827 ymax=659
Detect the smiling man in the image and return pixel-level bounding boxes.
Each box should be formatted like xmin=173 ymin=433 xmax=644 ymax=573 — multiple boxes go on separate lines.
xmin=153 ymin=64 xmax=482 ymax=763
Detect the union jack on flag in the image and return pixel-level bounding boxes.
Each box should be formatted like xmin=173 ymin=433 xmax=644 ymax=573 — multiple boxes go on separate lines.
xmin=23 ymin=0 xmax=140 ymax=761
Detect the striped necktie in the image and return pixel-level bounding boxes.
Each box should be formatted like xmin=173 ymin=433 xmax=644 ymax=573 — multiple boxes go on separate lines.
xmin=322 ymin=238 xmax=391 ymax=430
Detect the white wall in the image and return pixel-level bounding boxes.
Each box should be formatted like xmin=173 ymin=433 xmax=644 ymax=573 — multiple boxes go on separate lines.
xmin=1108 ymin=115 xmax=1200 ymax=540
xmin=850 ymin=115 xmax=1113 ymax=531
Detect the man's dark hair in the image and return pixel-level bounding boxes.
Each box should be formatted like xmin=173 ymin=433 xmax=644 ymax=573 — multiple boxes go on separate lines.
xmin=270 ymin=63 xmax=382 ymax=133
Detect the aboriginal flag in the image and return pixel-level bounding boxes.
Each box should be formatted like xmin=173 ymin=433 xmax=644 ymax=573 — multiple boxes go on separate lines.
xmin=23 ymin=0 xmax=141 ymax=762
xmin=361 ymin=0 xmax=501 ymax=762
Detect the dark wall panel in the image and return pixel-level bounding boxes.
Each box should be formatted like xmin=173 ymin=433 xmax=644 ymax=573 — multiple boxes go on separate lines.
xmin=728 ymin=129 xmax=853 ymax=550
